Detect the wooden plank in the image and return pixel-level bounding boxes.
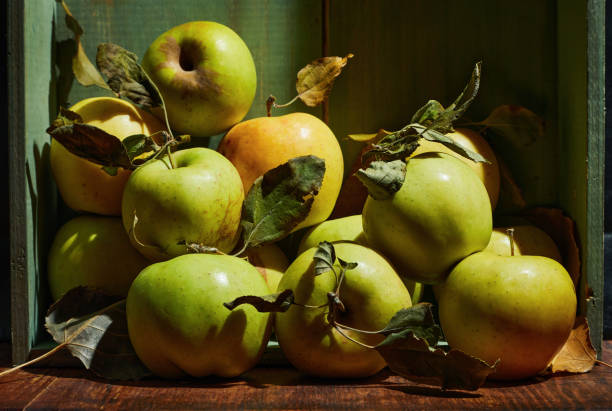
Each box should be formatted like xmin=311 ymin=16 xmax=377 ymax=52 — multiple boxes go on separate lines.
xmin=1 ymin=341 xmax=611 ymax=410
xmin=327 ymin=0 xmax=559 ymax=207
xmin=10 ymin=0 xmax=59 ymax=365
xmin=8 ymin=0 xmax=27 ymax=362
xmin=55 ymin=0 xmax=323 ymax=147
xmin=585 ymin=0 xmax=606 ymax=355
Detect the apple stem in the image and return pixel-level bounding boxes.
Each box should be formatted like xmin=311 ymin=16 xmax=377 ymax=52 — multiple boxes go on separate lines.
xmin=506 ymin=228 xmax=515 ymax=256
xmin=266 ymin=94 xmax=300 ymax=117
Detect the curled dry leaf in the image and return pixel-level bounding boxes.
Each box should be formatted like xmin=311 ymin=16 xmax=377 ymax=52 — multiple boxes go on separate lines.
xmin=45 ymin=287 xmax=150 ymax=380
xmin=523 ymin=207 xmax=581 ymax=287
xmin=296 ymin=53 xmax=354 ymax=107
xmin=60 ymin=0 xmax=110 ymax=90
xmin=545 ymin=316 xmax=596 ymax=374
xmin=478 ymin=105 xmax=545 ymax=149
xmin=223 ymin=289 xmax=295 ymax=313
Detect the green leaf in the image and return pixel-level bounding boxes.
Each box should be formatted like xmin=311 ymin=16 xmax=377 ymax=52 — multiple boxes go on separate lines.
xmin=376 ymin=335 xmax=497 ymax=391
xmin=410 ymin=100 xmax=445 ymax=126
xmin=223 ymin=289 xmax=295 ymax=313
xmin=60 ymin=1 xmax=110 ymax=90
xmin=101 ymin=166 xmax=118 ymax=176
xmin=96 ymin=43 xmax=163 ymax=109
xmin=313 ymin=241 xmax=336 ymax=276
xmin=240 ymin=155 xmax=326 ymax=249
xmin=122 ymin=133 xmax=161 ymax=165
xmin=360 ymin=62 xmax=482 ymax=163
xmin=356 ymin=159 xmax=406 ymax=200
xmin=431 ymin=61 xmax=482 ymax=132
xmin=337 ymin=258 xmax=358 ymax=271
xmin=45 ymin=287 xmax=151 ymax=380
xmin=379 ymin=303 xmax=441 ymax=346
xmin=414 ymin=125 xmax=489 ymax=164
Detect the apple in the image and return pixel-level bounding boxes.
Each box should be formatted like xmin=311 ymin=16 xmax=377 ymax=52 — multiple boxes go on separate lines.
xmin=411 ymin=128 xmax=500 ymax=209
xmin=297 ymin=214 xmax=368 ymax=255
xmin=274 ymin=242 xmax=413 ymax=378
xmin=141 ymin=21 xmax=256 ymax=137
xmin=485 ymin=225 xmax=562 ymax=262
xmin=50 ymin=97 xmax=165 ymax=215
xmin=331 ymin=128 xmax=499 ymax=218
xmin=438 ymin=251 xmax=576 ymax=380
xmin=246 ymin=244 xmax=289 ymax=292
xmin=47 ymin=216 xmax=149 ymax=301
xmin=126 ymin=253 xmax=273 ymax=378
xmin=217 ymin=112 xmax=344 ymax=231
xmin=121 ymin=147 xmax=244 ymax=261
xmin=362 ymin=153 xmax=492 ymax=284
xmin=297 ymin=215 xmax=423 ymax=304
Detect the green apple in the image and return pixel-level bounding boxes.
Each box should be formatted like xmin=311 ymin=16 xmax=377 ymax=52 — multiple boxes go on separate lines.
xmin=246 ymin=243 xmax=289 ymax=292
xmin=362 ymin=153 xmax=492 ymax=284
xmin=275 ymin=242 xmax=413 ymax=378
xmin=121 ymin=147 xmax=244 ymax=261
xmin=142 ymin=21 xmax=256 ymax=137
xmin=438 ymin=251 xmax=576 ymax=380
xmin=297 ymin=215 xmax=368 ymax=255
xmin=297 ymin=215 xmax=423 ymax=304
xmin=485 ymin=225 xmax=562 ymax=262
xmin=47 ymin=216 xmax=149 ymax=301
xmin=126 ymin=253 xmax=273 ymax=378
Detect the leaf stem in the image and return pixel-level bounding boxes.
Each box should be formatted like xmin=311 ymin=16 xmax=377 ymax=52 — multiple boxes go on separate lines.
xmin=334 ymin=321 xmax=383 ymax=335
xmin=141 ymin=68 xmax=176 ymax=169
xmin=332 ymin=324 xmax=375 ymax=350
xmin=0 ymin=343 xmax=65 ymax=378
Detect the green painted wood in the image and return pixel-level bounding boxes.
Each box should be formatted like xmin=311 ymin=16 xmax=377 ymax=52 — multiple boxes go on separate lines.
xmin=585 ymin=0 xmax=605 ymax=356
xmin=327 ymin=0 xmax=559 ymax=206
xmin=55 ymin=0 xmax=323 ymax=147
xmin=9 ymin=0 xmax=58 ymax=365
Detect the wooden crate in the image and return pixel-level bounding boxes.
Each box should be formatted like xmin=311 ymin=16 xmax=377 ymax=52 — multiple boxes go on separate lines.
xmin=8 ymin=0 xmax=605 ymax=366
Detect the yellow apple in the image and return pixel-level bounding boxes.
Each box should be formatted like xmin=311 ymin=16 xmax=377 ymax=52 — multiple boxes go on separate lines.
xmin=47 ymin=215 xmax=150 ymax=301
xmin=411 ymin=128 xmax=500 ymax=209
xmin=50 ymin=97 xmax=165 ymax=215
xmin=217 ymin=112 xmax=344 ymax=231
xmin=246 ymin=244 xmax=289 ymax=292
xmin=485 ymin=225 xmax=562 ymax=262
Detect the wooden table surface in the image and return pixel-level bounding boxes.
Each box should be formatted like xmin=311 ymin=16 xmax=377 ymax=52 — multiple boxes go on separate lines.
xmin=1 ymin=341 xmax=611 ymax=410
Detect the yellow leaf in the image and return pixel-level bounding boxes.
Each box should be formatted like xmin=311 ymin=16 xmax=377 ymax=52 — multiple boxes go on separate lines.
xmin=547 ymin=316 xmax=596 ymax=374
xmin=296 ymin=54 xmax=354 ymax=107
xmin=347 ymin=129 xmax=391 ymax=144
xmin=61 ymin=1 xmax=110 ymax=90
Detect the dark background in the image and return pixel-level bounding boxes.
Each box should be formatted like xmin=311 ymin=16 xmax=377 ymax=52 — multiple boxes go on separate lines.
xmin=1 ymin=3 xmax=611 ymax=341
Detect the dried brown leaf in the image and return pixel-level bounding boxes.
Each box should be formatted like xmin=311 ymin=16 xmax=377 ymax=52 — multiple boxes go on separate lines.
xmin=60 ymin=0 xmax=110 ymax=90
xmin=523 ymin=207 xmax=581 ymax=287
xmin=546 ymin=316 xmax=596 ymax=374
xmin=296 ymin=54 xmax=353 ymax=107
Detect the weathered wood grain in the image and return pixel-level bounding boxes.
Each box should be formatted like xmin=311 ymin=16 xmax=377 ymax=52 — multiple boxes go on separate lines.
xmin=1 ymin=342 xmax=611 ymax=410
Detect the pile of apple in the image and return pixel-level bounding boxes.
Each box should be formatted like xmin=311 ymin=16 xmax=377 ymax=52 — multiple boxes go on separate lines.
xmin=46 ymin=20 xmax=577 ymax=384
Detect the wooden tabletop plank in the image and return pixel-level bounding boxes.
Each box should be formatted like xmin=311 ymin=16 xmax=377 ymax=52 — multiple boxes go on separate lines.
xmin=1 ymin=342 xmax=611 ymax=410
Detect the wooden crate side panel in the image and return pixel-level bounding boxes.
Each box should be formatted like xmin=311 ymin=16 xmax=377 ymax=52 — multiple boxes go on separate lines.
xmin=586 ymin=0 xmax=605 ymax=355
xmin=55 ymin=0 xmax=323 ymax=148
xmin=10 ymin=0 xmax=58 ymax=364
xmin=327 ymin=0 xmax=559 ymax=207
